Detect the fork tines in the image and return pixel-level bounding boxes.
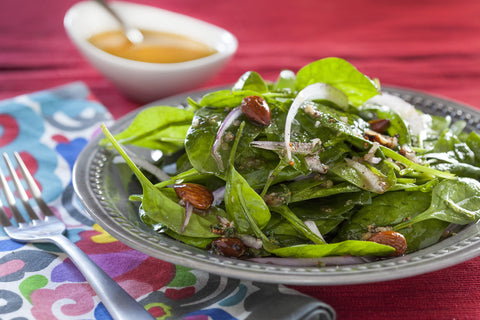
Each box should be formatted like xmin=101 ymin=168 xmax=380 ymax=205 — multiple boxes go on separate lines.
xmin=0 ymin=152 xmax=53 ymax=227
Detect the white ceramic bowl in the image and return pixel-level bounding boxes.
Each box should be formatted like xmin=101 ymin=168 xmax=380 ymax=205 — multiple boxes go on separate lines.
xmin=64 ymin=1 xmax=238 ymax=103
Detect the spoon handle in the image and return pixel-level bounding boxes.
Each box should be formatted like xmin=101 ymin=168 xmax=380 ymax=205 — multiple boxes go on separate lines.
xmin=93 ymin=0 xmax=127 ymax=29
xmin=92 ymin=0 xmax=143 ymax=43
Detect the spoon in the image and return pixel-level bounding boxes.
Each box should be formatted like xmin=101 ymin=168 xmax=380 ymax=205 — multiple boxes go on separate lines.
xmin=92 ymin=0 xmax=144 ymax=44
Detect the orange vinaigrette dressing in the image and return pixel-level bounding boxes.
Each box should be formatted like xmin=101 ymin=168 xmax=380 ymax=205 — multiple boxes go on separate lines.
xmin=88 ymin=29 xmax=217 ymax=63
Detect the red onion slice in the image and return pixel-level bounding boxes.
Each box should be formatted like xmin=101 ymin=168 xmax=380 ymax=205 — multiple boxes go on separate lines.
xmin=212 ymin=106 xmax=243 ymax=171
xmin=212 ymin=186 xmax=226 ymax=206
xmin=181 ymin=201 xmax=194 ymax=233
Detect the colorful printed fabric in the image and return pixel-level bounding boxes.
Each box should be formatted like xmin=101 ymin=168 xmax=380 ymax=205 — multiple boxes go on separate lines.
xmin=0 ymin=82 xmax=335 ymax=320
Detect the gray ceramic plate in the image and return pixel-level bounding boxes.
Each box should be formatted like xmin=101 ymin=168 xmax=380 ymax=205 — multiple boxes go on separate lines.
xmin=73 ymin=86 xmax=480 ymax=285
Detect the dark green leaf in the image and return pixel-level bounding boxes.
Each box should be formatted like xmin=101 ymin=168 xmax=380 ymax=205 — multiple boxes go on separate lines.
xmin=394 ymin=177 xmax=480 ymax=229
xmin=101 ymin=124 xmax=217 ymax=238
xmin=232 ymin=71 xmax=269 ymax=93
xmin=100 ymin=106 xmax=193 ymax=154
xmin=334 ymin=190 xmax=448 ymax=252
xmin=199 ymin=89 xmax=260 ymax=108
xmin=295 ymin=57 xmax=379 ymax=106
xmin=270 ymin=205 xmax=325 ymax=244
xmin=224 ymin=122 xmax=271 ymax=233
xmin=271 ymin=240 xmax=395 ymax=258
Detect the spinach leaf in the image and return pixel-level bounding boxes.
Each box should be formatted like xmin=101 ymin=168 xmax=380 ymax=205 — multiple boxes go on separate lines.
xmin=391 ymin=178 xmax=440 ymax=192
xmin=273 ymin=70 xmax=296 ymax=92
xmin=426 ymin=129 xmax=476 ymax=164
xmin=421 ymin=114 xmax=452 ymax=149
xmin=263 ymin=214 xmax=310 ymax=247
xmin=185 ymin=106 xmax=267 ymax=179
xmin=101 ymin=106 xmax=193 ymax=155
xmin=329 ymin=158 xmax=396 ymax=194
xmin=394 ymin=177 xmax=480 ymax=229
xmin=271 ymin=240 xmax=395 ymax=258
xmin=232 ymin=71 xmax=269 ymax=93
xmin=164 ymin=230 xmax=214 ymax=249
xmin=199 ymin=89 xmax=260 ymax=109
xmin=466 ymin=131 xmax=480 ymax=165
xmin=299 ymin=101 xmax=369 ymax=140
xmin=270 ymin=205 xmax=326 ymax=244
xmin=431 ymin=162 xmax=480 ymax=179
xmin=235 ymin=148 xmax=284 ymax=189
xmin=465 ymin=131 xmax=480 ymax=166
xmin=318 ymin=141 xmax=351 ymax=165
xmin=450 ymin=120 xmax=467 ymax=136
xmin=289 ymin=181 xmax=361 ymax=203
xmin=289 ymin=191 xmax=371 ymax=235
xmin=295 ymin=57 xmax=379 ymax=106
xmin=334 ymin=190 xmax=448 ymax=252
xmin=224 ymin=122 xmax=271 ymax=233
xmin=380 ymin=146 xmax=455 ymax=179
xmin=225 ymin=166 xmax=272 ymax=233
xmin=184 ymin=107 xmax=225 ymax=175
xmin=154 ymin=168 xmax=225 ymax=194
xmin=422 ymin=126 xmax=480 ymax=179
xmin=101 ymin=124 xmax=217 ymax=238
xmin=263 ymin=178 xmax=360 ymax=206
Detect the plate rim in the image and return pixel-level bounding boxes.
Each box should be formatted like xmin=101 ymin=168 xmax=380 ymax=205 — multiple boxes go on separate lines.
xmin=73 ymin=85 xmax=480 ymax=285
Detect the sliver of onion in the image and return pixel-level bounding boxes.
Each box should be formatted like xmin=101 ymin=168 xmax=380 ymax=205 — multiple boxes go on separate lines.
xmin=285 ymin=83 xmax=348 ymax=163
xmin=303 ymin=220 xmax=326 ymax=242
xmin=239 ymin=234 xmax=263 ymax=249
xmin=181 ymin=201 xmax=194 ymax=233
xmin=212 ymin=106 xmax=243 ymax=171
xmin=212 ymin=186 xmax=226 ymax=206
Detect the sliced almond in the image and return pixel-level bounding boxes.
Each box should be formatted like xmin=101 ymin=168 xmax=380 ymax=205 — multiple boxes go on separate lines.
xmin=241 ymin=95 xmax=271 ymax=126
xmin=209 ymin=237 xmax=246 ymax=257
xmin=173 ymin=183 xmax=214 ymax=210
xmin=367 ymin=230 xmax=407 ymax=256
xmin=368 ymin=119 xmax=390 ymax=133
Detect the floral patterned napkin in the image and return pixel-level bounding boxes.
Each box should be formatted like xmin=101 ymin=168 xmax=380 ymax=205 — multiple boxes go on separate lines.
xmin=0 ymin=82 xmax=335 ymax=320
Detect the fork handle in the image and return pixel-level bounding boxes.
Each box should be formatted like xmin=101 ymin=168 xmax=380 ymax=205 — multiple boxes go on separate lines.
xmin=49 ymin=234 xmax=155 ymax=320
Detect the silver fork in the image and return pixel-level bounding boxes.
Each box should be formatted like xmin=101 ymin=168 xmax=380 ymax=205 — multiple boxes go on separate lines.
xmin=0 ymin=152 xmax=155 ymax=320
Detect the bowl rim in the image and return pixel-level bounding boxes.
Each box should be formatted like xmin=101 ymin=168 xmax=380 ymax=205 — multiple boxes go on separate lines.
xmin=63 ymin=0 xmax=238 ymax=70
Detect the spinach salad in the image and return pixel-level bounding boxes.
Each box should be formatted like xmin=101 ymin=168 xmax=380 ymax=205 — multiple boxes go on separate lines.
xmin=101 ymin=57 xmax=480 ymax=266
